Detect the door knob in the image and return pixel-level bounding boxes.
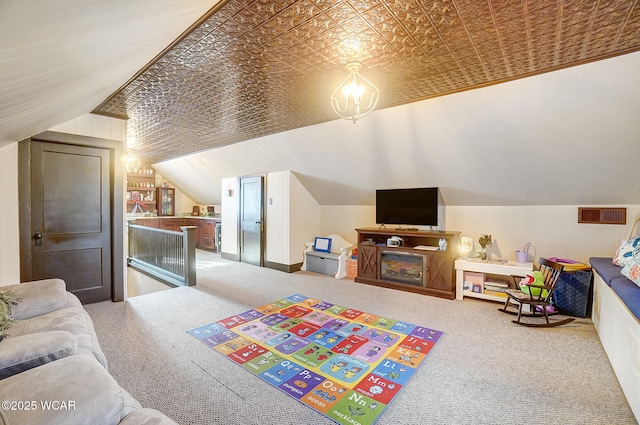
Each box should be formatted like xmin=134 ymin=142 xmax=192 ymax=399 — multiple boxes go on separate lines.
xmin=33 ymin=230 xmax=42 ymax=246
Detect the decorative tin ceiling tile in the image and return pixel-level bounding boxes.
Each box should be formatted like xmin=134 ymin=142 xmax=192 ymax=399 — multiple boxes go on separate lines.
xmin=93 ymin=0 xmax=640 ymax=164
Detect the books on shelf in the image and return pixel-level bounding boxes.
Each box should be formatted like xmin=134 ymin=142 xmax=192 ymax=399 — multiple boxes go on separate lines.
xmin=484 ymin=289 xmax=508 ymax=298
xmin=462 ymin=271 xmax=512 ymax=298
xmin=484 ymin=279 xmax=509 ymax=288
xmin=483 ymin=280 xmax=509 ymax=298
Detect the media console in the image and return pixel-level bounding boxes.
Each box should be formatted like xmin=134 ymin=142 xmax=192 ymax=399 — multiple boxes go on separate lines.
xmin=355 ymin=227 xmax=460 ymax=299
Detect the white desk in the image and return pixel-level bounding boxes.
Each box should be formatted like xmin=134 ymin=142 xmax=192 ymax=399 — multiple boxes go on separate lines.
xmin=455 ymin=258 xmax=534 ymax=301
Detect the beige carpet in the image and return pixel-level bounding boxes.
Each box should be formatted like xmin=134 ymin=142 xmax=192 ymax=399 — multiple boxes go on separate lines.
xmin=84 ymin=251 xmax=638 ymax=425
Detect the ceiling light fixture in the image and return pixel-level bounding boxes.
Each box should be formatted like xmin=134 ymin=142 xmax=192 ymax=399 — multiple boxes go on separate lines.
xmin=331 ymin=62 xmax=380 ymax=124
xmin=125 ymin=148 xmax=141 ymax=173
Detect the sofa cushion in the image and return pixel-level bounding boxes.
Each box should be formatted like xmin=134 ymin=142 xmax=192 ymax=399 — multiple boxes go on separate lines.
xmin=6 ymin=307 xmax=108 ymax=369
xmin=610 ymin=277 xmax=640 ymax=321
xmin=0 ymin=330 xmax=77 ymax=379
xmin=0 ymin=355 xmax=142 ymax=425
xmin=589 ymin=257 xmax=623 ymax=286
xmin=8 ymin=279 xmax=69 ymax=320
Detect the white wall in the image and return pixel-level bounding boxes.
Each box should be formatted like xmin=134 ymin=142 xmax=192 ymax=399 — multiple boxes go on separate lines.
xmin=155 ymin=174 xmax=199 ymax=216
xmin=289 ymin=172 xmax=321 ymax=264
xmin=49 ymin=114 xmax=127 ymax=141
xmin=316 ymin=204 xmax=640 ymax=265
xmin=0 ymin=143 xmax=20 ymax=285
xmin=266 ymin=171 xmax=290 ymax=264
xmin=242 ymin=170 xmax=321 ymax=266
xmin=220 ymin=177 xmax=239 ymax=256
xmin=446 ymin=205 xmax=640 ymax=264
xmin=174 ymin=190 xmax=198 ymax=216
xmin=265 ymin=179 xmax=640 ymax=266
xmin=319 ymin=206 xmax=375 ymax=246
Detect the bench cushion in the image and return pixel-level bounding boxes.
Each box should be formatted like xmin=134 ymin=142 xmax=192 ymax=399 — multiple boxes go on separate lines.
xmin=591 ymin=257 xmax=640 ymax=321
xmin=589 ymin=257 xmax=624 ymax=286
xmin=610 ymin=278 xmax=640 ymax=321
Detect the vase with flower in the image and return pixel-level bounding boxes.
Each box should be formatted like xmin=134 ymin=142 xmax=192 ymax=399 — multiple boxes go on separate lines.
xmin=478 ymin=234 xmax=492 ymax=261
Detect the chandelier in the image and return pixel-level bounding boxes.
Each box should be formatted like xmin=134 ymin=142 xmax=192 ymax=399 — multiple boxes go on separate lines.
xmin=330 ymin=62 xmax=380 ymax=123
xmin=125 ymin=148 xmax=141 ymax=173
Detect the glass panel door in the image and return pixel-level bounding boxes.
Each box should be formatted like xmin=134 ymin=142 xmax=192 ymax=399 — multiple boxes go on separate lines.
xmin=157 ymin=187 xmax=175 ymax=216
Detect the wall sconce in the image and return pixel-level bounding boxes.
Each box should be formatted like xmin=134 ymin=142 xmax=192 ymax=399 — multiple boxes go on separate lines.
xmin=224 ymin=188 xmax=233 ymax=197
xmin=331 ymin=62 xmax=380 ymax=124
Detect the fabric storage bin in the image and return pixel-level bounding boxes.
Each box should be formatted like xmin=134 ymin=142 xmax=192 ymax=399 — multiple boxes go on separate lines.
xmin=554 ymin=269 xmax=593 ymax=318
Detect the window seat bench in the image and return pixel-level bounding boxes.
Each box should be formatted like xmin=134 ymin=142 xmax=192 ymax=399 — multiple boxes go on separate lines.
xmin=589 ymin=257 xmax=640 ymax=421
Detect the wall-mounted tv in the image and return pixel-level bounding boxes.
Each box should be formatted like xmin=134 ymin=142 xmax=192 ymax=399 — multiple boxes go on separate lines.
xmin=376 ymin=187 xmax=441 ymax=227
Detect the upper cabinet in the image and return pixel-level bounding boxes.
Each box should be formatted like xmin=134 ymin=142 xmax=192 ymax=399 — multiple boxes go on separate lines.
xmin=126 ymin=166 xmax=156 ymax=214
xmin=157 ymin=187 xmax=175 ymax=216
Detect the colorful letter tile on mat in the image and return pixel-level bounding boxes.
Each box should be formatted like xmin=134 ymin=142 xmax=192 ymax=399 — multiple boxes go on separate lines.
xmin=187 ymin=294 xmax=443 ymax=425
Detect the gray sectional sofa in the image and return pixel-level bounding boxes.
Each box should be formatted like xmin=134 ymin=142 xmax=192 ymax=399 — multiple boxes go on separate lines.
xmin=0 ymin=279 xmax=177 ymax=425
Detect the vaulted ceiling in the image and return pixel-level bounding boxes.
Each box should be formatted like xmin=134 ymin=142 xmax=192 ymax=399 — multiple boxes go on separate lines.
xmin=93 ymin=0 xmax=640 ymax=164
xmin=2 ymin=1 xmax=639 ymax=207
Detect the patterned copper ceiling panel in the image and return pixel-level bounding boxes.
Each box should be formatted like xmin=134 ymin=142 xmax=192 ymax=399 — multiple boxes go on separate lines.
xmin=94 ymin=0 xmax=640 ymax=164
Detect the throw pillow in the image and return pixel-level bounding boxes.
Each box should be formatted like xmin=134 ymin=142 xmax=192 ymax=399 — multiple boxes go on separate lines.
xmin=0 ymin=291 xmax=20 ymax=341
xmin=621 ymin=256 xmax=640 ymax=286
xmin=613 ymin=235 xmax=640 ymax=267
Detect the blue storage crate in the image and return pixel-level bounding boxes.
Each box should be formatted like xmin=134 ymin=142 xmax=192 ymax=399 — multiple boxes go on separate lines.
xmin=553 ymin=269 xmax=593 ymax=318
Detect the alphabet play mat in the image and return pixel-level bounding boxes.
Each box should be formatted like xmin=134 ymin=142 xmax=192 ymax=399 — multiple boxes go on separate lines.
xmin=188 ymin=294 xmax=443 ymax=425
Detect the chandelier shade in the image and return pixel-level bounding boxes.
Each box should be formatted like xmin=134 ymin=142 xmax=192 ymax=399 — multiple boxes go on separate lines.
xmin=330 ymin=62 xmax=380 ymax=123
xmin=125 ymin=149 xmax=141 ymax=173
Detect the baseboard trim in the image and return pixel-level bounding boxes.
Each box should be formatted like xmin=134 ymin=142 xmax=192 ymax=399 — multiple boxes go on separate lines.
xmin=219 ymin=254 xmax=301 ymax=273
xmin=264 ymin=261 xmax=302 ymax=273
xmin=221 ymin=252 xmax=239 ymax=262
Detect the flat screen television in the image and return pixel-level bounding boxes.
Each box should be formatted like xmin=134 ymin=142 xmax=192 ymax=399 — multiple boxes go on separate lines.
xmin=376 ymin=187 xmax=440 ymax=227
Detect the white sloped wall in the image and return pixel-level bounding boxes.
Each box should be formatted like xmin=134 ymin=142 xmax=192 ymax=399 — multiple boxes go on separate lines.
xmin=220 ymin=177 xmax=239 ymax=258
xmin=266 ymin=171 xmax=320 ymax=267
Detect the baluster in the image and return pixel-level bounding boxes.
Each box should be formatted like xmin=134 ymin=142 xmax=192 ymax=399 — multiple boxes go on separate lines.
xmin=126 ymin=224 xmax=196 ymax=287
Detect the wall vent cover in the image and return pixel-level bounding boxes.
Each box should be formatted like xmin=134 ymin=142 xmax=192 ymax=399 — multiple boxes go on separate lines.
xmin=578 ymin=207 xmax=626 ymax=225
